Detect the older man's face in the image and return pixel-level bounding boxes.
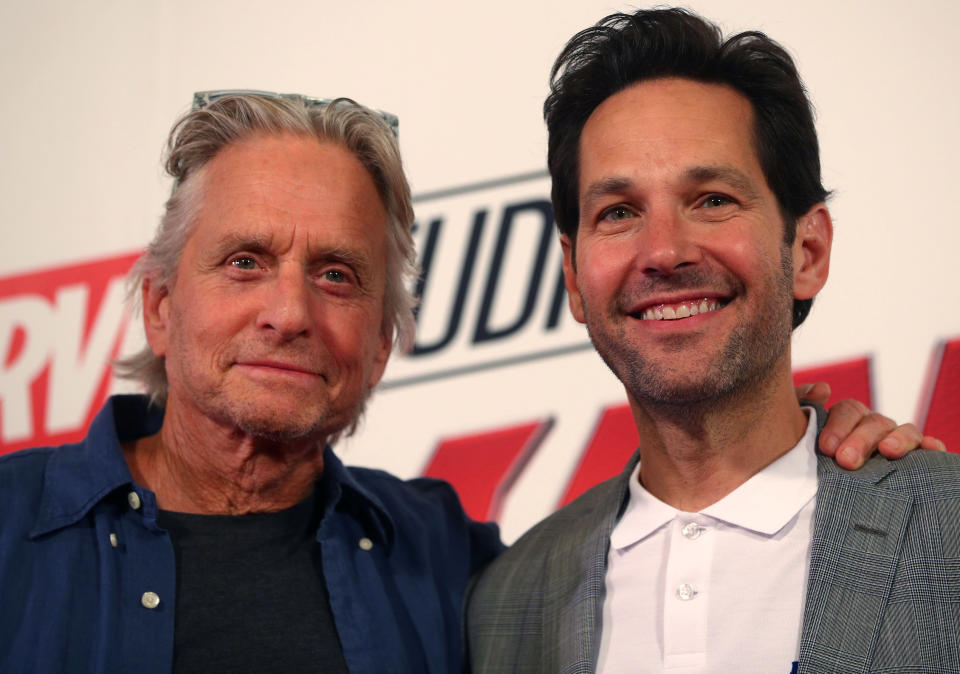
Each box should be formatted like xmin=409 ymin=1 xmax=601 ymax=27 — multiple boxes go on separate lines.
xmin=145 ymin=132 xmax=392 ymax=441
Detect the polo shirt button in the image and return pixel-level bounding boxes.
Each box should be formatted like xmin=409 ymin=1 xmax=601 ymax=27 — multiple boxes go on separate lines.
xmin=358 ymin=537 xmax=373 ymax=551
xmin=127 ymin=491 xmax=142 ymax=510
xmin=141 ymin=592 xmax=160 ymax=609
xmin=681 ymin=522 xmax=703 ymax=539
xmin=676 ymin=583 xmax=698 ymax=601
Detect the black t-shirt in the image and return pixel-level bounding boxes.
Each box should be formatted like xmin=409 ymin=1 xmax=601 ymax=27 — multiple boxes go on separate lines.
xmin=158 ymin=489 xmax=349 ymax=673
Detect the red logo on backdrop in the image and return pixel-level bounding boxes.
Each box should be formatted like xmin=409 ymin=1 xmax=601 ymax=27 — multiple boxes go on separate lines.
xmin=0 ymin=252 xmax=140 ymax=455
xmin=425 ymin=350 xmax=960 ymax=521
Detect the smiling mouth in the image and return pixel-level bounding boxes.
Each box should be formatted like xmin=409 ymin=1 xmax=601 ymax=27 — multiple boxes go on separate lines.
xmin=635 ymin=297 xmax=729 ymax=321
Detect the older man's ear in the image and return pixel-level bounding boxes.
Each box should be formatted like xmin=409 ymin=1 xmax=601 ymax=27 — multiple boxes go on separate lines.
xmin=141 ymin=279 xmax=171 ymax=358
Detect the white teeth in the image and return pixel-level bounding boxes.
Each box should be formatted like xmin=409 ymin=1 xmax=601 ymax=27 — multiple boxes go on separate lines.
xmin=639 ymin=298 xmax=723 ymax=321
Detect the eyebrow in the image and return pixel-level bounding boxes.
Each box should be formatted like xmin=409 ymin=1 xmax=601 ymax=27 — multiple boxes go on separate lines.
xmin=581 ymin=176 xmax=635 ymax=207
xmin=211 ymin=235 xmax=371 ymax=270
xmin=581 ymin=166 xmax=762 ymax=207
xmin=209 ymin=232 xmax=273 ymax=257
xmin=685 ymin=166 xmax=762 ymax=200
xmin=318 ymin=246 xmax=371 ymax=270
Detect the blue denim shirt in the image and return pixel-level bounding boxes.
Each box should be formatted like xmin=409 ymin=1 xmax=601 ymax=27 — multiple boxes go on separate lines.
xmin=0 ymin=395 xmax=504 ymax=673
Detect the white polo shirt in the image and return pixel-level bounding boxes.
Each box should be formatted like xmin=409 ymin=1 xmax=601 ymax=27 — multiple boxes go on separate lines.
xmin=597 ymin=409 xmax=818 ymax=673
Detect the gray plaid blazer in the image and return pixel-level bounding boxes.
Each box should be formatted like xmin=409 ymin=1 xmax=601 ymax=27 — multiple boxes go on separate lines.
xmin=465 ymin=410 xmax=960 ymax=673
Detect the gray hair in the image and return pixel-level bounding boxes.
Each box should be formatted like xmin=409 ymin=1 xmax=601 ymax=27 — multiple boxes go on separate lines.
xmin=115 ymin=94 xmax=418 ymax=406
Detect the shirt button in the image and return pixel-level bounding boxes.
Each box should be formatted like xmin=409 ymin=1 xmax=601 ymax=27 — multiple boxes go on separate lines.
xmin=681 ymin=522 xmax=703 ymax=539
xmin=127 ymin=491 xmax=142 ymax=510
xmin=141 ymin=592 xmax=160 ymax=609
xmin=358 ymin=537 xmax=373 ymax=551
xmin=109 ymin=533 xmax=118 ymax=548
xmin=676 ymin=583 xmax=698 ymax=601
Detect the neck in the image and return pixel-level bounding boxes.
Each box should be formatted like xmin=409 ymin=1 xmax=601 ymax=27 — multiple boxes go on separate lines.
xmin=123 ymin=401 xmax=326 ymax=515
xmin=631 ymin=357 xmax=808 ymax=512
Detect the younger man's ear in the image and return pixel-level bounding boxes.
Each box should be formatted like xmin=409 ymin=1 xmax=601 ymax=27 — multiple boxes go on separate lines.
xmin=560 ymin=234 xmax=586 ymax=324
xmin=792 ymin=204 xmax=833 ymax=300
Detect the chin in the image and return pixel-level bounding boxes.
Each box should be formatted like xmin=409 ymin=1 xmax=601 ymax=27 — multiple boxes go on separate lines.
xmin=230 ymin=409 xmax=326 ymax=443
xmin=633 ymin=378 xmax=739 ymax=408
xmin=234 ymin=396 xmax=370 ymax=445
xmin=211 ymin=393 xmax=328 ymax=442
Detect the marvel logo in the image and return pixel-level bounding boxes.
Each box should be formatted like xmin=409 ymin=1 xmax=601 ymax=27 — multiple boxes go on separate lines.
xmin=0 ymin=253 xmax=139 ymax=453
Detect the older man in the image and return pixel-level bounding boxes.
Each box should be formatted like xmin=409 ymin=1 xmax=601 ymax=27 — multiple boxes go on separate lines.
xmin=0 ymin=93 xmax=502 ymax=674
xmin=466 ymin=9 xmax=959 ymax=673
xmin=0 ymin=91 xmax=933 ymax=674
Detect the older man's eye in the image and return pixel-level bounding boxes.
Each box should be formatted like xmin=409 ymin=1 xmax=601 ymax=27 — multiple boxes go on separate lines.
xmin=229 ymin=256 xmax=258 ymax=270
xmin=323 ymin=269 xmax=347 ymax=283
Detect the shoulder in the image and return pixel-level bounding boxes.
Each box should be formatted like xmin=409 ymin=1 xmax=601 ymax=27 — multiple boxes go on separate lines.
xmin=890 ymin=448 xmax=960 ymax=471
xmin=0 ymin=445 xmax=58 ymax=508
xmin=875 ymin=449 xmax=960 ymax=496
xmin=343 ymin=464 xmax=472 ymax=518
xmin=473 ymin=470 xmax=626 ymax=590
xmin=0 ymin=443 xmax=56 ymax=475
xmin=340 ymin=465 xmax=504 ymax=564
xmin=511 ymin=469 xmax=626 ymax=551
xmin=0 ymin=445 xmax=65 ymax=551
xmin=817 ymin=450 xmax=960 ymax=525
xmin=821 ymin=449 xmax=960 ymax=490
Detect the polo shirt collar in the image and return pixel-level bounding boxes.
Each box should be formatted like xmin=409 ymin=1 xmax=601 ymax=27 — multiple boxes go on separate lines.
xmin=611 ymin=407 xmax=819 ymax=549
xmin=703 ymin=408 xmax=818 ymax=534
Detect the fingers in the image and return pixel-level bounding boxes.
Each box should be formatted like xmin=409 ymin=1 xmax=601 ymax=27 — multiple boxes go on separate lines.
xmin=818 ymin=398 xmax=872 ymax=456
xmin=920 ymin=435 xmax=947 ymax=452
xmin=796 ymin=381 xmax=831 ymax=406
xmin=820 ymin=399 xmax=896 ymax=470
xmin=876 ymin=423 xmax=924 ymax=459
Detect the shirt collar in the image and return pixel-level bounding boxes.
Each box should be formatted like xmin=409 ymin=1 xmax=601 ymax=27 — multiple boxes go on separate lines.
xmin=610 ymin=407 xmax=819 ymax=549
xmin=610 ymin=466 xmax=677 ymax=550
xmin=702 ymin=407 xmax=819 ymax=534
xmin=32 ymin=394 xmax=396 ymax=548
xmin=317 ymin=444 xmax=396 ymax=549
xmin=31 ymin=394 xmax=160 ymax=537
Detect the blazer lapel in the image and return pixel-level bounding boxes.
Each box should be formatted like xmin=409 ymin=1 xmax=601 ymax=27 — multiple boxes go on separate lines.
xmin=798 ymin=454 xmax=914 ymax=672
xmin=541 ymin=452 xmax=639 ymax=674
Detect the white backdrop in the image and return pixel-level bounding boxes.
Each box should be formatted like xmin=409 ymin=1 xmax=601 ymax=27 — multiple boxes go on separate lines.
xmin=2 ymin=1 xmax=958 ymax=542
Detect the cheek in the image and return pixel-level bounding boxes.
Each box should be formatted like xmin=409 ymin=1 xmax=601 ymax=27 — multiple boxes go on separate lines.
xmin=169 ymin=297 xmax=250 ymax=364
xmin=702 ymin=224 xmax=779 ymax=284
xmin=578 ymin=243 xmax=634 ymax=299
xmin=315 ymin=306 xmax=384 ymax=367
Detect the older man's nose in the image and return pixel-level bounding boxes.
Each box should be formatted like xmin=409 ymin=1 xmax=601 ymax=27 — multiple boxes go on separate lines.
xmin=257 ymin=271 xmax=312 ymax=339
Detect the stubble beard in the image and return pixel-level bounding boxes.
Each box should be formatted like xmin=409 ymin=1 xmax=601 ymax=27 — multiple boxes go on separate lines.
xmin=584 ymin=251 xmax=796 ymax=415
xmin=185 ymin=380 xmax=373 ymax=447
xmin=167 ymin=335 xmax=370 ymax=446
xmin=210 ymin=367 xmax=374 ymax=445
